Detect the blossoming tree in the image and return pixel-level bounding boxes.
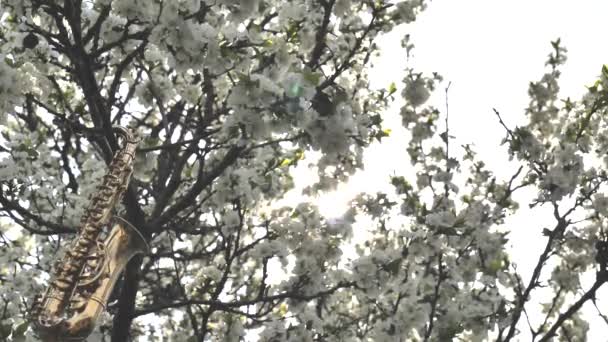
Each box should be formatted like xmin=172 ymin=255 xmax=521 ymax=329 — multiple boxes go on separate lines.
xmin=0 ymin=0 xmax=427 ymax=340
xmin=349 ymin=36 xmax=607 ymax=340
xmin=0 ymin=0 xmax=606 ymax=341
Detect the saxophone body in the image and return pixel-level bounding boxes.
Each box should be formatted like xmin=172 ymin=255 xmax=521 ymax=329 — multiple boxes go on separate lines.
xmin=31 ymin=127 xmax=149 ymax=341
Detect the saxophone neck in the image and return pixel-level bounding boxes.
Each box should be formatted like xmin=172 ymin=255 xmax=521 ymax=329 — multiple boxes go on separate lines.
xmin=114 ymin=126 xmax=139 ymax=156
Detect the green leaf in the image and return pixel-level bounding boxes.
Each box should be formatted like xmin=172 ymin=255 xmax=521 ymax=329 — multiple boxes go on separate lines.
xmin=486 ymin=257 xmax=504 ymax=275
xmin=278 ymin=302 xmax=288 ymax=317
xmin=302 ymin=71 xmax=321 ymax=86
xmin=286 ymin=22 xmax=299 ymax=41
xmin=0 ymin=323 xmax=11 ymax=338
xmin=390 ymin=176 xmax=412 ymax=194
xmin=13 ymin=322 xmax=28 ymax=337
xmin=143 ymin=136 xmax=161 ymax=148
xmin=294 ymin=149 xmax=305 ymax=160
xmin=388 ymin=82 xmax=397 ymax=95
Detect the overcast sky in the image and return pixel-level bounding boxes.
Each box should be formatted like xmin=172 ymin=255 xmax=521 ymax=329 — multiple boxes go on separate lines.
xmin=287 ymin=0 xmax=608 ymax=339
xmin=303 ymin=0 xmax=608 ymax=205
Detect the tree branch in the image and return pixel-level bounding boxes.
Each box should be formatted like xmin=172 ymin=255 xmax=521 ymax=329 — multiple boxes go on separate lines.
xmin=539 ymin=276 xmax=607 ymax=342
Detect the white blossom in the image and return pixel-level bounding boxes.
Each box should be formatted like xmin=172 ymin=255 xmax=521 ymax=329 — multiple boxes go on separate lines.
xmin=403 ymin=76 xmax=430 ymax=107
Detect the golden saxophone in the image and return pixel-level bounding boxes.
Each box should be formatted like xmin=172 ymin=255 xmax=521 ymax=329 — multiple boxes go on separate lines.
xmin=31 ymin=126 xmax=149 ymax=341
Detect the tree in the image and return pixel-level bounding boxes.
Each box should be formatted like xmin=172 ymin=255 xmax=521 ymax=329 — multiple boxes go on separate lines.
xmin=0 ymin=1 xmax=606 ymax=342
xmin=0 ymin=0 xmax=427 ymax=340
xmin=348 ymin=38 xmax=608 ymax=340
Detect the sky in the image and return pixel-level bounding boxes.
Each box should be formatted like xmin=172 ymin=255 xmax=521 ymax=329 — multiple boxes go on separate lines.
xmin=295 ymin=0 xmax=608 ymax=211
xmin=287 ymin=0 xmax=608 ymax=339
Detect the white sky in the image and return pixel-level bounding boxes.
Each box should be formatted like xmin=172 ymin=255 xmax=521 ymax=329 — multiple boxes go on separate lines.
xmin=288 ymin=0 xmax=608 ymax=339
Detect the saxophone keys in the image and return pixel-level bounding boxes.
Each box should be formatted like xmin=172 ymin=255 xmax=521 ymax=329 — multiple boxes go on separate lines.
xmin=86 ymin=259 xmax=98 ymax=270
xmin=90 ymin=212 xmax=103 ymax=221
xmin=66 ymin=264 xmax=80 ymax=275
xmin=73 ymin=243 xmax=86 ymax=252
xmin=84 ymin=226 xmax=97 ymax=235
xmin=70 ymin=294 xmax=87 ymax=311
xmin=92 ymin=204 xmax=105 ymax=213
xmin=81 ymin=235 xmax=95 ymax=244
xmin=53 ymin=279 xmax=71 ymax=290
xmin=70 ymin=301 xmax=86 ymax=312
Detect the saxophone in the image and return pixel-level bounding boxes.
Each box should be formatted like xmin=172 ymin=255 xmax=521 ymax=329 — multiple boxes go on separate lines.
xmin=31 ymin=126 xmax=149 ymax=341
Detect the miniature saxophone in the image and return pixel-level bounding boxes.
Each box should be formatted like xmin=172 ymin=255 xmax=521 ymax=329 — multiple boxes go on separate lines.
xmin=31 ymin=126 xmax=149 ymax=341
